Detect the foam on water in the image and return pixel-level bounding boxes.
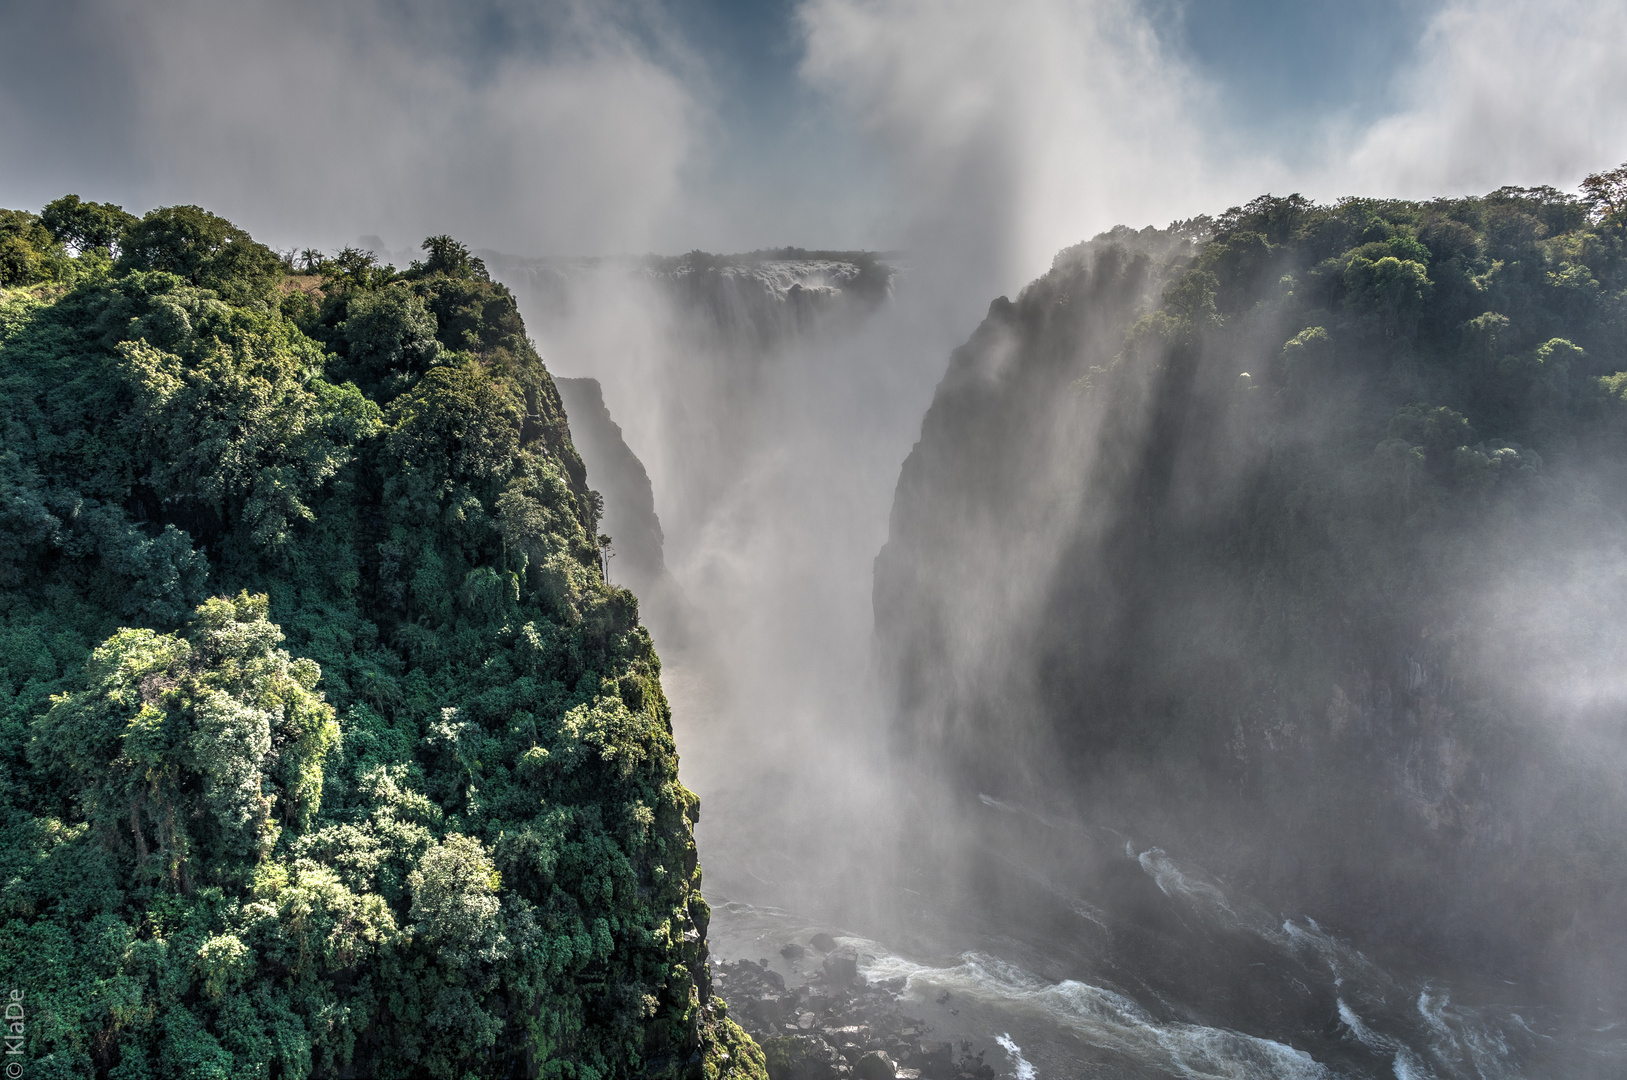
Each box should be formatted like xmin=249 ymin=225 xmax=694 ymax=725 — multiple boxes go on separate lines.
xmin=706 ymin=838 xmax=1588 ymax=1079
xmin=975 ymin=792 xmax=1070 ymax=830
xmin=1338 ymin=999 xmax=1433 ymax=1080
xmin=1138 ymin=847 xmax=1238 ymax=920
xmin=1336 ymin=999 xmax=1387 ymax=1051
xmin=1021 ymin=866 xmax=1113 ymax=936
xmin=996 ymin=1033 xmax=1038 ymax=1079
xmin=1391 ymin=1054 xmax=1436 ymax=1080
xmin=1129 ymin=846 xmax=1557 ymax=1080
xmin=859 ymin=946 xmax=1331 ymax=1079
xmin=1116 ymin=841 xmax=1540 ymax=1078
xmin=1416 ymin=989 xmax=1516 ymax=1080
xmin=1067 ymin=897 xmax=1112 ymax=933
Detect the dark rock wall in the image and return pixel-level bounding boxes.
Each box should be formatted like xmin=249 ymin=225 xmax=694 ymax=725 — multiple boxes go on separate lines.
xmin=555 ymin=376 xmax=693 ymax=648
xmin=872 ymin=201 xmax=1627 ymax=997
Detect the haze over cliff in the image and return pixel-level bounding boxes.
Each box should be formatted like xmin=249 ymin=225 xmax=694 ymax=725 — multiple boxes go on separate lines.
xmin=497 ymin=172 xmax=1627 ymax=1079
xmin=869 ymin=183 xmax=1627 ymax=1070
xmin=487 ymin=248 xmax=935 ymax=926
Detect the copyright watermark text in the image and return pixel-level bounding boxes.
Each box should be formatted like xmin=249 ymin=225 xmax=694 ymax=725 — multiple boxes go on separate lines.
xmin=4 ymin=989 xmax=23 ymax=1078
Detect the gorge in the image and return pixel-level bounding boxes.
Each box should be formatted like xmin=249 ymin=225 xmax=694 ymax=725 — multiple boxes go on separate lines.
xmin=502 ymin=181 xmax=1627 ymax=1078
xmin=3 ymin=170 xmax=1627 ymax=1080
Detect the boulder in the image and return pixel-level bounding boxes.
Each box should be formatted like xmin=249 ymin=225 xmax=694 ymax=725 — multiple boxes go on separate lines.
xmin=753 ymin=994 xmax=790 ymax=1024
xmin=762 ymin=1034 xmax=843 ymax=1080
xmin=781 ymin=942 xmax=808 ymax=960
xmin=822 ymin=951 xmax=859 ymax=985
xmin=810 ymin=932 xmax=839 ymax=953
xmin=855 ymin=1050 xmax=898 ymax=1080
xmin=914 ymin=1042 xmax=954 ymax=1073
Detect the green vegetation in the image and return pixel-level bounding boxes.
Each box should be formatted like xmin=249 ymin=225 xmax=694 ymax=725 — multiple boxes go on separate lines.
xmin=1084 ymin=174 xmax=1627 ymax=975
xmin=1068 ymin=171 xmax=1627 ymax=769
xmin=0 ymin=202 xmax=763 ymax=1078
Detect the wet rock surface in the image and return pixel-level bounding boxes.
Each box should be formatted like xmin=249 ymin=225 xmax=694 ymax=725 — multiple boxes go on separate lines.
xmin=714 ymin=952 xmax=997 ymax=1080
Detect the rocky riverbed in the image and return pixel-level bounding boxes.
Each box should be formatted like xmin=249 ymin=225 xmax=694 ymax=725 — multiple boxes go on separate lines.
xmin=714 ymin=934 xmax=1000 ymax=1080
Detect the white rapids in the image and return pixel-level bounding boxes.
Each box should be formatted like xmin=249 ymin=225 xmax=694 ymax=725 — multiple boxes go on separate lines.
xmin=701 ymin=830 xmax=1624 ymax=1078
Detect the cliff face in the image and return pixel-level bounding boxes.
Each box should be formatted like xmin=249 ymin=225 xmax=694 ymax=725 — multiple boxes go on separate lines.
xmin=874 ymin=192 xmax=1627 ymax=990
xmin=554 ymin=376 xmax=692 ymax=649
xmin=0 ymin=207 xmax=763 ymax=1079
xmin=486 ymin=249 xmax=893 ymax=352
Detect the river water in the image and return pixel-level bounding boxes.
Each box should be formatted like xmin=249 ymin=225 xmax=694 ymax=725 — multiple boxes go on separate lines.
xmin=698 ymin=790 xmax=1627 ymax=1080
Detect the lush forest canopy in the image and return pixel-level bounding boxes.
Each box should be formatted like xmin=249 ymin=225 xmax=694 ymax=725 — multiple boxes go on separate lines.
xmin=0 ymin=202 xmax=764 ymax=1079
xmin=876 ymin=165 xmax=1627 ymax=985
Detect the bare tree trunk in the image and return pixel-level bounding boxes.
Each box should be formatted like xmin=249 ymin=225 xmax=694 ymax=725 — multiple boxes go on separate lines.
xmin=129 ymin=797 xmax=149 ymax=864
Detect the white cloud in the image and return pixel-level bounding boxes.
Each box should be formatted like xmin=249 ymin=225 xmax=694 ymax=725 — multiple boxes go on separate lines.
xmin=7 ymin=0 xmax=1623 ymax=269
xmin=1342 ymin=0 xmax=1627 ymax=197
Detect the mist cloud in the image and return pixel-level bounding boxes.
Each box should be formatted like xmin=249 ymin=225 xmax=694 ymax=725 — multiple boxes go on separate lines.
xmin=794 ymin=0 xmax=1627 ymax=301
xmin=1341 ymin=0 xmax=1627 ymax=197
xmin=0 ymin=0 xmax=702 ymax=255
xmin=6 ymin=1 xmax=1624 ymax=264
xmin=798 ymin=0 xmax=1235 ymax=296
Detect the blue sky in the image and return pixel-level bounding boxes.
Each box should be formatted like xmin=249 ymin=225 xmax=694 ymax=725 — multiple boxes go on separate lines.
xmin=1168 ymin=0 xmax=1432 ymax=126
xmin=687 ymin=0 xmax=1435 ymax=141
xmin=0 ymin=0 xmax=1622 ymax=279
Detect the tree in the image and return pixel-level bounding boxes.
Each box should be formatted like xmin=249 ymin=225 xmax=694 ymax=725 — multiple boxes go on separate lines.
xmin=414 ymin=234 xmax=491 ymax=281
xmin=337 ymin=281 xmax=443 ymax=394
xmin=1275 ymin=325 xmax=1333 ymax=388
xmin=40 ymin=194 xmax=137 ymax=253
xmin=0 ymin=208 xmax=60 ymax=286
xmin=117 ymin=204 xmax=282 ymax=302
xmin=110 ymin=286 xmax=383 ymax=549
xmin=321 ymin=245 xmax=393 ymax=292
xmin=1581 ymin=161 xmax=1627 ymax=222
xmin=1343 ymin=253 xmax=1431 ymax=336
xmin=32 ymin=593 xmax=339 ymax=892
xmin=409 ymin=834 xmax=508 ymax=968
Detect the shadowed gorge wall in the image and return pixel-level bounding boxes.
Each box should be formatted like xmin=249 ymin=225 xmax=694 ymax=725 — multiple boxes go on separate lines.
xmin=875 ymin=186 xmax=1627 ymax=1001
xmin=554 ymin=376 xmax=693 ymax=652
xmin=0 ymin=206 xmax=764 ymax=1079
